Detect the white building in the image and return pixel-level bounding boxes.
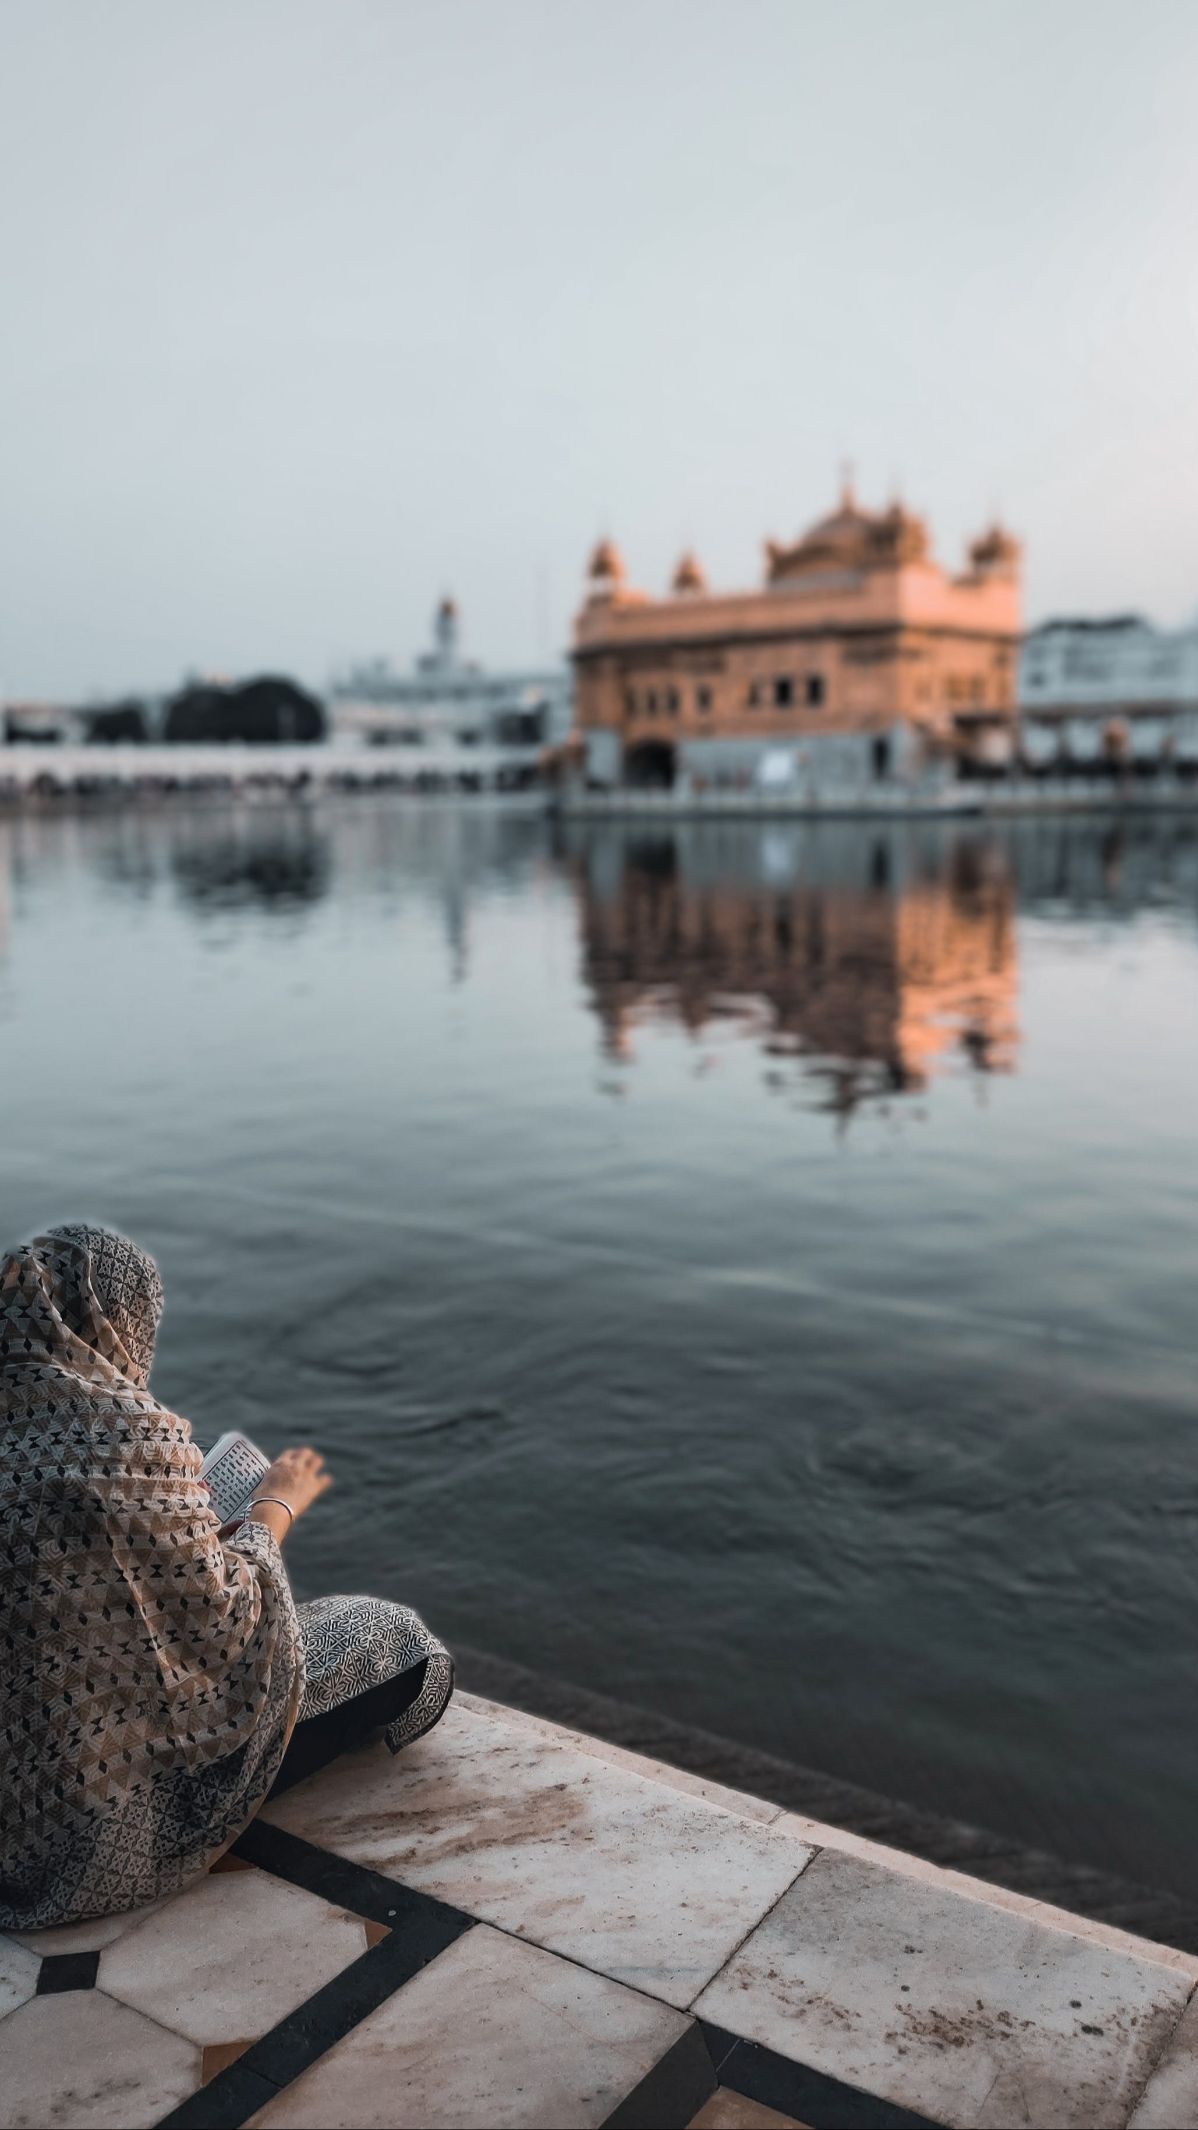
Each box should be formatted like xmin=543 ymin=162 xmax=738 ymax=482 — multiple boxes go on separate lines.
xmin=1019 ymin=615 xmax=1198 ymax=771
xmin=329 ymin=599 xmax=572 ymax=785
xmin=3 ymin=701 xmax=90 ymax=744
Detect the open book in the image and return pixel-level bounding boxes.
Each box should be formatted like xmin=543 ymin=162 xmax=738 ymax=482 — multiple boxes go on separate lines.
xmin=200 ymin=1430 xmax=271 ymax=1528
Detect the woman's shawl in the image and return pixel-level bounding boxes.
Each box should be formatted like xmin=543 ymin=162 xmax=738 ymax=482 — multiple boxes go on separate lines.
xmin=0 ymin=1229 xmax=304 ymax=1929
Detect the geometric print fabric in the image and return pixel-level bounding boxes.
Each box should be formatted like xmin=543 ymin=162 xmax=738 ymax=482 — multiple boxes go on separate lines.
xmin=0 ymin=1228 xmax=450 ymax=1931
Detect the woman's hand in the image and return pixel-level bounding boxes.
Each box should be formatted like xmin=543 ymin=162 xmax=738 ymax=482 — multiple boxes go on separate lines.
xmin=258 ymin=1446 xmax=333 ymax=1524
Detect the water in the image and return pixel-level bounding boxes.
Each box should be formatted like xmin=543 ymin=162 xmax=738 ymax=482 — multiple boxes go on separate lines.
xmin=3 ymin=798 xmax=1198 ymax=1899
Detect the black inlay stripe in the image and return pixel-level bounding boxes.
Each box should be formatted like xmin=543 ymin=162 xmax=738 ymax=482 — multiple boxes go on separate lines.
xmin=701 ymin=2021 xmax=947 ymax=2130
xmin=157 ymin=2062 xmax=278 ymax=2130
xmin=602 ymin=2022 xmax=717 ymax=2129
xmin=154 ymin=1817 xmax=951 ymax=2130
xmin=231 ymin=1816 xmax=454 ymax=1931
xmin=248 ymin=1918 xmax=467 ymax=2088
xmin=155 ymin=1852 xmax=474 ymax=2129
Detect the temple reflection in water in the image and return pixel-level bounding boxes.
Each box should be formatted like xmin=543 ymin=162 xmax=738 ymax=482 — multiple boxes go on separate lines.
xmin=559 ymin=821 xmax=1020 ymax=1114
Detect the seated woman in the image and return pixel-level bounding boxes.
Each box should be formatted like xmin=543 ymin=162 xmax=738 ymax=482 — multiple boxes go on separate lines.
xmin=0 ymin=1224 xmax=453 ymax=1931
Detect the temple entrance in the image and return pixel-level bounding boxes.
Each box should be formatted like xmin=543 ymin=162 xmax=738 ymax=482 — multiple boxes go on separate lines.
xmin=624 ymin=738 xmax=677 ymax=789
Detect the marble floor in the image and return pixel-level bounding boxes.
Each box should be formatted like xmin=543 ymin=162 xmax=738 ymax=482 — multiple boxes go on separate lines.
xmin=3 ymin=1691 xmax=1198 ymax=2130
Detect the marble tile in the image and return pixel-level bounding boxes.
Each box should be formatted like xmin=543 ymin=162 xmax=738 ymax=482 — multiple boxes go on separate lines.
xmin=695 ymin=1849 xmax=1192 ymax=2130
xmin=1128 ymin=1987 xmax=1198 ymax=2127
xmin=0 ymin=1933 xmax=39 ymax=2021
xmin=689 ymin=2094 xmax=809 ymax=2129
xmin=9 ymin=1897 xmax=168 ymax=1959
xmin=263 ymin=1700 xmax=811 ymax=2008
xmin=249 ymin=1920 xmax=690 ymax=2128
xmin=770 ymin=1811 xmax=1198 ymax=1982
xmin=99 ymin=1865 xmax=368 ymax=2044
xmin=0 ymin=1989 xmax=200 ymax=2128
xmin=455 ymin=1692 xmax=785 ymax=1825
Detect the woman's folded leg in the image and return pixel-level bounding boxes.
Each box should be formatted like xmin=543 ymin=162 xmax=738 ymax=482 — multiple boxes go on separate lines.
xmin=268 ymin=1659 xmax=429 ymax=1796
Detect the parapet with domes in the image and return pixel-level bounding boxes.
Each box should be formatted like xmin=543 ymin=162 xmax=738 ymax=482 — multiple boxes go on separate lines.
xmin=571 ymin=482 xmax=1022 ymax=676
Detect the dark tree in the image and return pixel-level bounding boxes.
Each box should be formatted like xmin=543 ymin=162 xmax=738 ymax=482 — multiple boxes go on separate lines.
xmin=162 ymin=686 xmax=227 ymax=743
xmin=83 ymin=699 xmax=149 ymax=744
xmin=163 ymin=674 xmax=325 ymax=744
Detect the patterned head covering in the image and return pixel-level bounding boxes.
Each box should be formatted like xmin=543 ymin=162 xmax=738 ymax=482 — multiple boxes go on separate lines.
xmin=0 ymin=1225 xmax=303 ymax=1930
xmin=35 ymin=1224 xmax=164 ymax=1388
xmin=0 ymin=1226 xmax=450 ymax=1934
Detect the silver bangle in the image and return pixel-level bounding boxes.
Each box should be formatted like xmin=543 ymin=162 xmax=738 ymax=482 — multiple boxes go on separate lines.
xmin=248 ymin=1495 xmax=295 ymax=1529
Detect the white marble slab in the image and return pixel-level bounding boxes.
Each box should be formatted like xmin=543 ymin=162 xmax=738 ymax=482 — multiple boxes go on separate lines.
xmin=695 ymin=1849 xmax=1192 ymax=2130
xmin=263 ymin=1701 xmax=811 ymax=2008
xmin=770 ymin=1810 xmax=1198 ymax=1982
xmin=455 ymin=1692 xmax=784 ymax=1825
xmin=0 ymin=1989 xmax=200 ymax=2128
xmin=0 ymin=1933 xmax=39 ymax=2022
xmin=99 ymin=1866 xmax=368 ymax=2044
xmin=1129 ymin=1988 xmax=1198 ymax=2127
xmin=249 ymin=1921 xmax=690 ymax=2128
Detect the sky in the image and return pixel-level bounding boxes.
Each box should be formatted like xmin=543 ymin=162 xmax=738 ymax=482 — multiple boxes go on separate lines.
xmin=2 ymin=0 xmax=1197 ymax=700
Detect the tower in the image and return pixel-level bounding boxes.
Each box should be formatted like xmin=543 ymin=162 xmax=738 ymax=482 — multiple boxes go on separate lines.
xmin=586 ymin=539 xmax=627 ymax=604
xmin=434 ymin=595 xmax=460 ymax=667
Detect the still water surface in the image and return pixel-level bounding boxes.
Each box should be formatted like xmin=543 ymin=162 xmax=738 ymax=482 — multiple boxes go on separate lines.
xmin=2 ymin=800 xmax=1197 ymax=1896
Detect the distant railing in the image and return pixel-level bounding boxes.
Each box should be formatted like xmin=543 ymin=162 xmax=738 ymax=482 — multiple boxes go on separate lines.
xmin=0 ymin=742 xmax=553 ymax=802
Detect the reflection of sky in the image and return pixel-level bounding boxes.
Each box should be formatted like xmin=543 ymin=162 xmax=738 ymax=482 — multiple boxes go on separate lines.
xmin=4 ymin=801 xmax=1198 ymax=1900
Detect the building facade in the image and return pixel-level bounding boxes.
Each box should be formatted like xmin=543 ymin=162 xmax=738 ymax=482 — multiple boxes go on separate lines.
xmin=1018 ymin=615 xmax=1198 ymax=772
xmin=570 ymin=486 xmax=1021 ymax=796
xmin=330 ymin=598 xmax=572 ymax=785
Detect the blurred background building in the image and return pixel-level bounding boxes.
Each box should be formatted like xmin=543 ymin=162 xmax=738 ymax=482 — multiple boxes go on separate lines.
xmin=1017 ymin=614 xmax=1198 ymax=774
xmin=329 ymin=597 xmax=572 ymax=787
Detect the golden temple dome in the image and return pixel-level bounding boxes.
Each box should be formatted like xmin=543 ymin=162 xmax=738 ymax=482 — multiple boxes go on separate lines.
xmin=767 ymin=481 xmax=932 ymax=582
xmin=798 ymin=474 xmax=873 ymax=550
xmin=671 ymin=550 xmax=707 ymax=595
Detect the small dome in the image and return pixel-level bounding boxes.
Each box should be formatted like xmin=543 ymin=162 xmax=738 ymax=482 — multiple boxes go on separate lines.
xmin=672 ymin=550 xmax=707 ymax=595
xmin=868 ymin=500 xmax=929 ymax=564
xmin=969 ymin=522 xmax=1020 ymax=570
xmin=588 ymin=538 xmax=625 ymax=583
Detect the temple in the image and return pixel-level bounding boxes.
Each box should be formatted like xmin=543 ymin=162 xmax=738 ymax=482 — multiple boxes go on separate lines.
xmin=571 ymin=483 xmax=1021 ymax=795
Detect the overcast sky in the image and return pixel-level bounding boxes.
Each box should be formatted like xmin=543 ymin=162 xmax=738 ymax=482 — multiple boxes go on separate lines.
xmin=3 ymin=0 xmax=1197 ymax=699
